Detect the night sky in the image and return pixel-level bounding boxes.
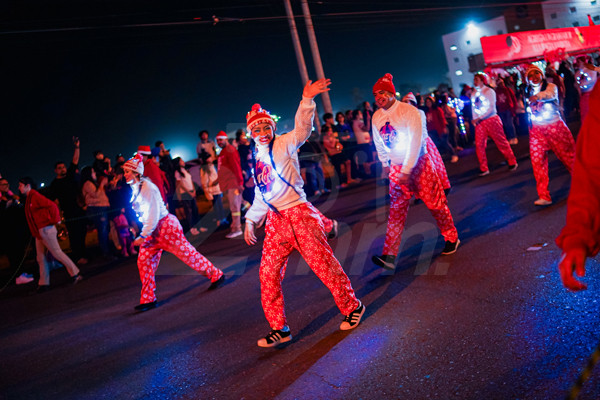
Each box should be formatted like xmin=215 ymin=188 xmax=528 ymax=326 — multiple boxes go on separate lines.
xmin=1 ymin=0 xmax=539 ymax=186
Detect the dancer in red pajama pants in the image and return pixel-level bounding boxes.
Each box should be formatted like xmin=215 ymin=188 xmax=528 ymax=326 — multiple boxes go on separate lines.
xmin=123 ymin=155 xmax=224 ymax=312
xmin=402 ymin=92 xmax=451 ymax=193
xmin=471 ymin=73 xmax=518 ymax=176
xmin=244 ymin=78 xmax=364 ymax=348
xmin=525 ymin=65 xmax=576 ymax=206
xmin=370 ymin=73 xmax=459 ymax=271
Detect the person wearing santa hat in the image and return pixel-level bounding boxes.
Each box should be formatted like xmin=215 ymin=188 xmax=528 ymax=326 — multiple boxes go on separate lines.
xmin=137 ymin=145 xmax=169 ymax=205
xmin=244 ymin=78 xmax=364 ymax=348
xmin=215 ymin=130 xmax=244 ymax=238
xmin=371 ymin=73 xmax=459 ymax=271
xmin=401 ymin=92 xmax=451 ymax=193
xmin=525 ymin=64 xmax=576 ymax=206
xmin=471 ymin=73 xmax=518 ymax=176
xmin=123 ymin=155 xmax=225 ymax=312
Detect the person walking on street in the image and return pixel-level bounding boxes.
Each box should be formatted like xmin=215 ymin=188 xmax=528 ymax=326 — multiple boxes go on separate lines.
xmin=123 ymin=155 xmax=224 ymax=312
xmin=370 ymin=74 xmax=459 ymax=271
xmin=19 ymin=177 xmax=82 ymax=292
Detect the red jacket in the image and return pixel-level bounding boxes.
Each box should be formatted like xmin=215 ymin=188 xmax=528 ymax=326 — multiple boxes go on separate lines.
xmin=425 ymin=107 xmax=447 ymax=136
xmin=217 ymin=144 xmax=244 ymax=191
xmin=556 ymin=83 xmax=600 ymax=256
xmin=143 ymin=159 xmax=168 ymax=204
xmin=25 ymin=189 xmax=61 ymax=239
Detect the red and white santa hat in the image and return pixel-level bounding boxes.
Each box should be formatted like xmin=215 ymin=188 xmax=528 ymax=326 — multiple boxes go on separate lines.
xmin=246 ymin=104 xmax=276 ymax=133
xmin=373 ymin=73 xmax=396 ymax=94
xmin=402 ymin=92 xmax=417 ymax=105
xmin=124 ymin=154 xmax=144 ymax=175
xmin=215 ymin=131 xmax=229 ymax=140
xmin=525 ymin=64 xmax=545 ymax=80
xmin=137 ymin=145 xmax=151 ymax=155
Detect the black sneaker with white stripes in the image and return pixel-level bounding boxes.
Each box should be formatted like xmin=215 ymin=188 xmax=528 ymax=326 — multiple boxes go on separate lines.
xmin=340 ymin=301 xmax=366 ymax=331
xmin=257 ymin=328 xmax=292 ymax=347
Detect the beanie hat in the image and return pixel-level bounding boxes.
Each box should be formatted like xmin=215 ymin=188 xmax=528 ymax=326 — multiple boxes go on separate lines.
xmin=373 ymin=73 xmax=396 ymax=94
xmin=137 ymin=145 xmax=151 ymax=155
xmin=474 ymin=73 xmax=489 ymax=85
xmin=402 ymin=92 xmax=417 ymax=105
xmin=246 ymin=104 xmax=276 ymax=133
xmin=526 ymin=65 xmax=545 ymax=80
xmin=215 ymin=131 xmax=229 ymax=140
xmin=124 ymin=154 xmax=144 ymax=175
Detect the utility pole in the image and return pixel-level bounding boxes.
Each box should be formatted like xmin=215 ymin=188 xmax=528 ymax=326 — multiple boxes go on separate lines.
xmin=283 ymin=0 xmax=309 ymax=85
xmin=301 ymin=0 xmax=333 ymax=115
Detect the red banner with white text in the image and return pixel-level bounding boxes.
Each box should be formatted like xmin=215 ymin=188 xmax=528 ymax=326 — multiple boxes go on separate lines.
xmin=481 ymin=25 xmax=600 ymax=65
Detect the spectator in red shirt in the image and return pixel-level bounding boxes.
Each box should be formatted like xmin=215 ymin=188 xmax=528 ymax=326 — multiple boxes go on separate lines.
xmin=216 ymin=131 xmax=244 ymax=238
xmin=19 ymin=177 xmax=82 ymax=292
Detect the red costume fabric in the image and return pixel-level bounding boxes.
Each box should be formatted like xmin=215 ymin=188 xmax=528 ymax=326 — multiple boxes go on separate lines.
xmin=556 ymin=84 xmax=600 ymax=255
xmin=24 ymin=189 xmax=61 ymax=239
xmin=426 ymin=136 xmax=451 ymax=190
xmin=474 ymin=115 xmax=517 ymax=172
xmin=383 ymin=156 xmax=458 ymax=257
xmin=137 ymin=214 xmax=223 ymax=304
xmin=143 ymin=159 xmax=169 ymax=204
xmin=217 ymin=144 xmax=244 ymax=191
xmin=260 ymin=202 xmax=359 ymax=330
xmin=529 ymin=120 xmax=575 ymax=201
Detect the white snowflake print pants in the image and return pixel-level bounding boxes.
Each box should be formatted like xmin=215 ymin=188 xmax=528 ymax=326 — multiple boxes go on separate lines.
xmin=529 ymin=120 xmax=575 ymax=202
xmin=313 ymin=206 xmax=333 ymax=234
xmin=426 ymin=136 xmax=451 ymax=190
xmin=475 ymin=115 xmax=517 ymax=172
xmin=137 ymin=214 xmax=223 ymax=304
xmin=383 ymin=155 xmax=458 ymax=257
xmin=259 ymin=202 xmax=359 ymax=330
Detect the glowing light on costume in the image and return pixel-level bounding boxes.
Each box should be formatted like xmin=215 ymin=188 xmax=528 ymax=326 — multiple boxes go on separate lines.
xmin=271 ymin=114 xmax=281 ymax=123
xmin=527 ymin=102 xmax=559 ymax=124
xmin=472 ymin=88 xmax=490 ymax=118
xmin=448 ymin=97 xmax=467 ymax=136
xmin=577 ymin=72 xmax=593 ymax=91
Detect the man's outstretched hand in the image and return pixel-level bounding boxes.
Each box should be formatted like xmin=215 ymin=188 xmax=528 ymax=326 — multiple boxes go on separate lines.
xmin=303 ymin=78 xmax=332 ymax=99
xmin=559 ymin=248 xmax=588 ymax=291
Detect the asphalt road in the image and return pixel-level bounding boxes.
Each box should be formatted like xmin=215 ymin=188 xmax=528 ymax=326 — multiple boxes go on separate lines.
xmin=2 ymin=135 xmax=600 ymax=400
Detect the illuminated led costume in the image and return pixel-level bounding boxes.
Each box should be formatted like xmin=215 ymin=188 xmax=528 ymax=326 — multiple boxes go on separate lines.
xmin=575 ymin=61 xmax=598 ymax=121
xmin=244 ymin=79 xmax=363 ymax=348
xmin=371 ymin=74 xmax=458 ymax=270
xmin=471 ymin=73 xmax=517 ymax=175
xmin=525 ymin=65 xmax=575 ymax=206
xmin=124 ymin=155 xmax=224 ymax=311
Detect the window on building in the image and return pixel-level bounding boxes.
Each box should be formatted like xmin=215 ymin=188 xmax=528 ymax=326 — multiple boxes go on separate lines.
xmin=573 ymin=21 xmax=580 ymax=26
xmin=594 ymin=15 xmax=600 ymax=21
xmin=592 ymin=0 xmax=597 ymax=5
xmin=466 ymin=40 xmax=471 ymax=45
xmin=454 ymin=57 xmax=460 ymax=63
xmin=570 ymin=6 xmax=577 ymax=13
xmin=531 ymin=19 xmax=537 ymax=24
xmin=514 ymin=24 xmax=520 ymax=30
xmin=551 ymin=13 xmax=557 ymax=19
xmin=497 ymin=29 xmax=503 ymax=34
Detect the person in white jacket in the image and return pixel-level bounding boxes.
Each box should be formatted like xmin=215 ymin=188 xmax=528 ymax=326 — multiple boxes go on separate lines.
xmin=370 ymin=73 xmax=459 ymax=271
xmin=244 ymin=78 xmax=364 ymax=348
xmin=471 ymin=73 xmax=518 ymax=176
xmin=525 ymin=65 xmax=576 ymax=206
xmin=123 ymin=155 xmax=225 ymax=312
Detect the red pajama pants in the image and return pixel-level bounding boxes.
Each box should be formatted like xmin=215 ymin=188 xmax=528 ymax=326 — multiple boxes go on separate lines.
xmin=260 ymin=202 xmax=359 ymax=330
xmin=137 ymin=214 xmax=223 ymax=304
xmin=529 ymin=120 xmax=575 ymax=202
xmin=475 ymin=115 xmax=517 ymax=172
xmin=383 ymin=155 xmax=458 ymax=257
xmin=314 ymin=207 xmax=333 ymax=234
xmin=426 ymin=136 xmax=451 ymax=190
